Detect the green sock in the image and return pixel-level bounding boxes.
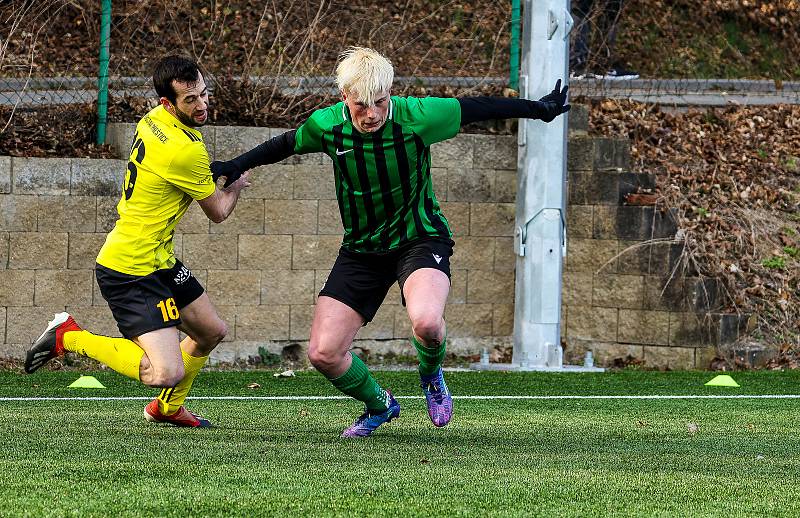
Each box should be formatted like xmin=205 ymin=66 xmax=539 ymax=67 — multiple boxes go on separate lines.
xmin=329 ymin=353 xmax=390 ymax=412
xmin=413 ymin=333 xmax=446 ymax=376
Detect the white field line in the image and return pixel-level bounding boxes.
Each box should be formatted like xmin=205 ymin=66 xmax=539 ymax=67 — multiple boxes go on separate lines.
xmin=1 ymin=394 xmax=800 ymax=402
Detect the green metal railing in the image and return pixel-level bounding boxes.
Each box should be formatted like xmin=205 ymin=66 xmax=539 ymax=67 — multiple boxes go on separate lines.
xmin=96 ymin=0 xmax=111 ymax=145
xmin=509 ymin=0 xmax=521 ymax=91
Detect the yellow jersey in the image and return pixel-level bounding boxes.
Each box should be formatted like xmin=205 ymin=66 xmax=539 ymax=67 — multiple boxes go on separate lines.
xmin=96 ymin=105 xmax=215 ymax=275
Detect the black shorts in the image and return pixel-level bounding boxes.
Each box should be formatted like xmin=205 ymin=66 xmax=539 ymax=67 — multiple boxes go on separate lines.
xmin=319 ymin=238 xmax=454 ymax=323
xmin=95 ymin=259 xmax=205 ymax=339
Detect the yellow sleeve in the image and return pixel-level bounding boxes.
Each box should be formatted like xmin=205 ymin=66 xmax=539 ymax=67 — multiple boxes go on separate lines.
xmin=166 ymin=141 xmax=216 ymax=200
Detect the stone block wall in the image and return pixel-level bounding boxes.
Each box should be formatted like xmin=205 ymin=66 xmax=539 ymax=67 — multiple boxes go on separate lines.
xmin=0 ymin=106 xmax=731 ymax=367
xmin=561 ymin=119 xmax=748 ymax=369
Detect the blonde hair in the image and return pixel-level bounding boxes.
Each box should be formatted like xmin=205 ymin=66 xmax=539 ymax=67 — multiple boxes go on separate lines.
xmin=335 ymin=46 xmax=394 ymax=106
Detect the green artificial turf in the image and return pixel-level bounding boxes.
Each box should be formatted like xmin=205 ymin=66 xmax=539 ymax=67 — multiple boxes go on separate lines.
xmin=1 ymin=370 xmax=799 ymax=517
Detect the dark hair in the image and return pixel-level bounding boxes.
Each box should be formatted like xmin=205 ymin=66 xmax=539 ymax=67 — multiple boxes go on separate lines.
xmin=152 ymin=55 xmax=202 ymax=104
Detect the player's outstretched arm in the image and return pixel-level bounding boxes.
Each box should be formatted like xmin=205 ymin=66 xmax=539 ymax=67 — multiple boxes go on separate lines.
xmin=459 ymin=79 xmax=570 ymax=125
xmin=197 ymin=171 xmax=252 ymax=224
xmin=211 ymin=129 xmax=297 ymax=188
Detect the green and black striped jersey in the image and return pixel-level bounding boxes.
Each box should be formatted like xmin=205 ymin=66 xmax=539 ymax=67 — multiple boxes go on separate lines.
xmin=294 ymin=96 xmax=461 ymax=252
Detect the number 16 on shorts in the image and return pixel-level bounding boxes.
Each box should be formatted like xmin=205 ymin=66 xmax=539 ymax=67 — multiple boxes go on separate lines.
xmin=156 ymin=297 xmax=180 ymax=322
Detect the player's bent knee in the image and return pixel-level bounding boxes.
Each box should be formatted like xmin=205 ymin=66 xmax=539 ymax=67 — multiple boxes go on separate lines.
xmin=217 ymin=320 xmax=229 ymax=342
xmin=194 ymin=320 xmax=227 ymax=351
xmin=147 ymin=364 xmax=185 ymax=388
xmin=307 ymin=345 xmax=327 ymax=369
xmin=307 ymin=343 xmax=339 ymax=371
xmin=411 ymin=317 xmax=444 ymax=343
xmin=206 ymin=320 xmax=227 ymax=345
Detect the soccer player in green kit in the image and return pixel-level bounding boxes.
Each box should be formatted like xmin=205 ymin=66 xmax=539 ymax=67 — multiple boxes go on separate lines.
xmin=212 ymin=47 xmax=569 ymax=437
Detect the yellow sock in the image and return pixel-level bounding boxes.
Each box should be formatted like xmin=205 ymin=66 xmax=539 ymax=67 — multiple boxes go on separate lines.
xmin=158 ymin=348 xmax=208 ymax=415
xmin=63 ymin=330 xmax=143 ymax=381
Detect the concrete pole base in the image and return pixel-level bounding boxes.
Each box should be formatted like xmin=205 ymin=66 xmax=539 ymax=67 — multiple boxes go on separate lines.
xmin=469 ymin=362 xmax=605 ymax=372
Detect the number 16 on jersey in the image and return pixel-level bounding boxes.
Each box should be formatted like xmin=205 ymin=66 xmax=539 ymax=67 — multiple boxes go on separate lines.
xmin=156 ymin=297 xmax=179 ymax=322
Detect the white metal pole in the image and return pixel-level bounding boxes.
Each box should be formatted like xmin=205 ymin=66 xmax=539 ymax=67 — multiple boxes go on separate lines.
xmin=512 ymin=0 xmax=572 ymax=369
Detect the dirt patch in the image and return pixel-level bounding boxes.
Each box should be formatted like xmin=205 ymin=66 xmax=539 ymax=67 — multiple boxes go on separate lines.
xmin=618 ymin=0 xmax=800 ymax=78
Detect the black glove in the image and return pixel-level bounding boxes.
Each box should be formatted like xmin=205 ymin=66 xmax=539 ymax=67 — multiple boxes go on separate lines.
xmin=535 ymin=79 xmax=570 ymax=122
xmin=210 ymin=160 xmax=243 ymax=188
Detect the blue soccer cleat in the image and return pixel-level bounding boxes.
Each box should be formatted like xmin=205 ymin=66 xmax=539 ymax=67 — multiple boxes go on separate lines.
xmin=341 ymin=392 xmax=400 ymax=438
xmin=420 ymin=367 xmax=452 ymax=427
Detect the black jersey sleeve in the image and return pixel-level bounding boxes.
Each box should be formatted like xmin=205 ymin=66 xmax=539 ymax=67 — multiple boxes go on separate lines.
xmin=459 ymin=97 xmax=550 ymax=125
xmin=233 ymin=129 xmax=297 ymax=171
xmin=458 ymin=80 xmax=570 ymax=124
xmin=211 ymin=130 xmax=297 ymax=187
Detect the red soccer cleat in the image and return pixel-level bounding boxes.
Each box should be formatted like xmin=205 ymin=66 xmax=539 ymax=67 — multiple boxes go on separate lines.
xmin=144 ymin=399 xmax=212 ymax=428
xmin=24 ymin=312 xmax=82 ymax=374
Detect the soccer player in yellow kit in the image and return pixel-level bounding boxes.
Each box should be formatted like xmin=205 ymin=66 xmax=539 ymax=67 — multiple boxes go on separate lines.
xmin=24 ymin=55 xmax=251 ymax=427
